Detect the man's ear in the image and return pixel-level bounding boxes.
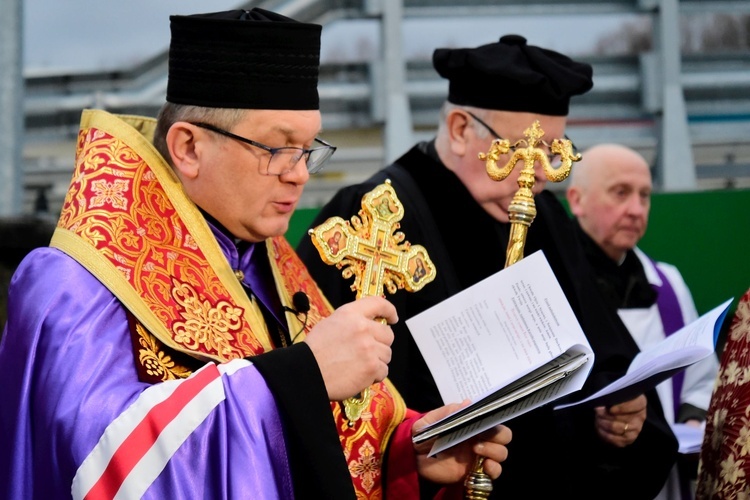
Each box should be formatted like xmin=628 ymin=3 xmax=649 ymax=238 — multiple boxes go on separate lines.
xmin=566 ymin=186 xmax=584 ymax=217
xmin=166 ymin=122 xmax=202 ymax=180
xmin=445 ymin=109 xmax=471 ymax=156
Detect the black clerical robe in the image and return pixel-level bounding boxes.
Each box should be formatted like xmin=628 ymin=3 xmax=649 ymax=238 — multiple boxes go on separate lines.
xmin=573 ymin=221 xmax=657 ymax=310
xmin=574 ymin=222 xmax=708 ymax=425
xmin=298 ymin=141 xmax=678 ymax=499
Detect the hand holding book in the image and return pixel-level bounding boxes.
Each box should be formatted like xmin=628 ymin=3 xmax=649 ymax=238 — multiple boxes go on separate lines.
xmin=554 ymin=298 xmax=732 ymax=410
xmin=406 ymin=251 xmax=594 ymax=455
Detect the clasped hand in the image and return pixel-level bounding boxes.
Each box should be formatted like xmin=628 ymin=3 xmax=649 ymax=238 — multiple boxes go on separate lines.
xmin=594 ymin=394 xmax=647 ymax=447
xmin=304 ymin=296 xmax=397 ymax=401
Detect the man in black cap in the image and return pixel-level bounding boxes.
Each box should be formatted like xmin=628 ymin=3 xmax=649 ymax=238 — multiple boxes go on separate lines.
xmin=0 ymin=9 xmax=511 ymax=499
xmin=299 ymin=35 xmax=678 ymax=498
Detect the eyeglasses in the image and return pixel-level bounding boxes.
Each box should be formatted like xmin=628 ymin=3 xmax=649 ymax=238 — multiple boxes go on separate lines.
xmin=464 ymin=110 xmax=578 ymax=164
xmin=191 ymin=122 xmax=337 ymax=176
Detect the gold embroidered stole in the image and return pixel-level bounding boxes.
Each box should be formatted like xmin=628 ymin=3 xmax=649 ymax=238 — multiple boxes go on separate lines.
xmin=51 ymin=109 xmax=407 ymax=498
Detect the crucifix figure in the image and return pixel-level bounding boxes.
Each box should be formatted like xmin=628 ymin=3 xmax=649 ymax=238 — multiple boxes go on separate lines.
xmin=307 ymin=179 xmax=436 ymax=422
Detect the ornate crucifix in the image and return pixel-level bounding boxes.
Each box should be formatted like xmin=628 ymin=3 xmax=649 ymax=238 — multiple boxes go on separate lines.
xmin=308 ymin=179 xmax=435 ymax=300
xmin=307 ymin=179 xmax=436 ymax=422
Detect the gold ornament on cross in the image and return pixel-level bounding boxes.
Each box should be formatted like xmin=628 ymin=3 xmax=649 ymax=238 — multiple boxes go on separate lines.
xmin=480 ymin=120 xmax=581 ymax=268
xmin=308 ymin=179 xmax=436 ymax=422
xmin=308 ymin=180 xmax=435 ymax=299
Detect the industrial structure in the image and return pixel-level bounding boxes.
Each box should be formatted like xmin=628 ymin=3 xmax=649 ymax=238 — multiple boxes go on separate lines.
xmin=3 ymin=0 xmax=750 ymax=217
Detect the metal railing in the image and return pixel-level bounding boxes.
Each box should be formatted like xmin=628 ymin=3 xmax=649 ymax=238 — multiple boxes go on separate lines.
xmin=14 ymin=0 xmax=750 ymax=217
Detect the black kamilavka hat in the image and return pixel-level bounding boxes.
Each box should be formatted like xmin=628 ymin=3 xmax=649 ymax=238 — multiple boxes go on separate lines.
xmin=167 ymin=8 xmax=321 ymax=110
xmin=433 ymin=34 xmax=593 ymax=116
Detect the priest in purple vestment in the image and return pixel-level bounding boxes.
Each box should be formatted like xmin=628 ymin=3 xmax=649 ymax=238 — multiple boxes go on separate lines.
xmin=0 ymin=8 xmax=512 ymax=500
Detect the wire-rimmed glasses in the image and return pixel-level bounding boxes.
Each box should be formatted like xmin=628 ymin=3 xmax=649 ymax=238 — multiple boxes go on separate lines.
xmin=191 ymin=122 xmax=337 ymax=176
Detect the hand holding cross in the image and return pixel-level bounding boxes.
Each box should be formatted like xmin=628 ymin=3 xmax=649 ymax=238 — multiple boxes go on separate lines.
xmin=307 ymin=180 xmax=436 ymax=422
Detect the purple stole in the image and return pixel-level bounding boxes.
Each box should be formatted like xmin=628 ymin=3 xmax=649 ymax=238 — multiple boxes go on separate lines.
xmin=649 ymin=259 xmax=685 ymax=418
xmin=650 ymin=264 xmax=694 ymax=500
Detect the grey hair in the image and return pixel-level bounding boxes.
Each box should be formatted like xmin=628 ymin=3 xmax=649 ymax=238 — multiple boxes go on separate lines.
xmin=153 ymin=103 xmax=247 ymax=165
xmin=436 ymin=101 xmax=492 ymax=140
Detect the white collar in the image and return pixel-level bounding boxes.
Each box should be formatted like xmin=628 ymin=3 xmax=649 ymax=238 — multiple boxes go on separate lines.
xmin=633 ymin=246 xmax=663 ymax=286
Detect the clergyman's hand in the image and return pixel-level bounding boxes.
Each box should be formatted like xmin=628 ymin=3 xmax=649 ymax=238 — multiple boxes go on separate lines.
xmin=413 ymin=402 xmax=512 ymax=484
xmin=304 ymin=296 xmax=397 ymax=401
xmin=594 ymin=394 xmax=647 ymax=447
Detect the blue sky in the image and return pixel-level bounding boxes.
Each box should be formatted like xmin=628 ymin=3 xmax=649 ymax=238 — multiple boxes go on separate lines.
xmin=22 ymin=0 xmax=634 ymax=73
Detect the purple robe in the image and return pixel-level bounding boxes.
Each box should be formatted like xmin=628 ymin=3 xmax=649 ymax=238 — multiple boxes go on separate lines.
xmin=0 ymin=247 xmax=293 ymax=499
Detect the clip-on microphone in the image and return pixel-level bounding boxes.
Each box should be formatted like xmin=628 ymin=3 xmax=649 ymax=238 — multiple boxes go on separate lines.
xmin=283 ymin=291 xmax=311 ymax=342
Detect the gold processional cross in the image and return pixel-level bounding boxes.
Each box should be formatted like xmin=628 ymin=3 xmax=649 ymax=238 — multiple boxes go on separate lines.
xmin=463 ymin=120 xmax=582 ymax=499
xmin=481 ymin=120 xmax=581 ymax=268
xmin=308 ymin=180 xmax=436 ymax=423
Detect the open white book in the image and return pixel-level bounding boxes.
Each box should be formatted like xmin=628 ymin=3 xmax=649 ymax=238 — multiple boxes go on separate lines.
xmin=407 ymin=250 xmax=594 ymax=455
xmin=555 ymin=298 xmax=732 ymax=410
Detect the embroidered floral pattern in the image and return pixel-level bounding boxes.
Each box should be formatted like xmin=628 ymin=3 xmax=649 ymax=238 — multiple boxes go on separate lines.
xmin=171 ymin=278 xmax=244 ymax=358
xmin=89 ymin=179 xmax=130 ymax=210
xmin=330 ymin=381 xmax=405 ymax=499
xmin=697 ymin=289 xmax=750 ymax=498
xmin=136 ymin=322 xmax=192 ymax=381
xmin=349 ymin=440 xmax=379 ymax=494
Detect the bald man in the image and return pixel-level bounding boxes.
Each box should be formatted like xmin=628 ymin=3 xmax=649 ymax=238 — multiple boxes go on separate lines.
xmin=567 ymin=143 xmax=718 ymax=500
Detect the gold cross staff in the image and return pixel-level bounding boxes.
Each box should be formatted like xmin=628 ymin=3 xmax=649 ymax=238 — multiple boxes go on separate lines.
xmin=464 ymin=121 xmax=582 ymax=499
xmin=480 ymin=120 xmax=581 ymax=268
xmin=308 ymin=180 xmax=436 ymax=422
